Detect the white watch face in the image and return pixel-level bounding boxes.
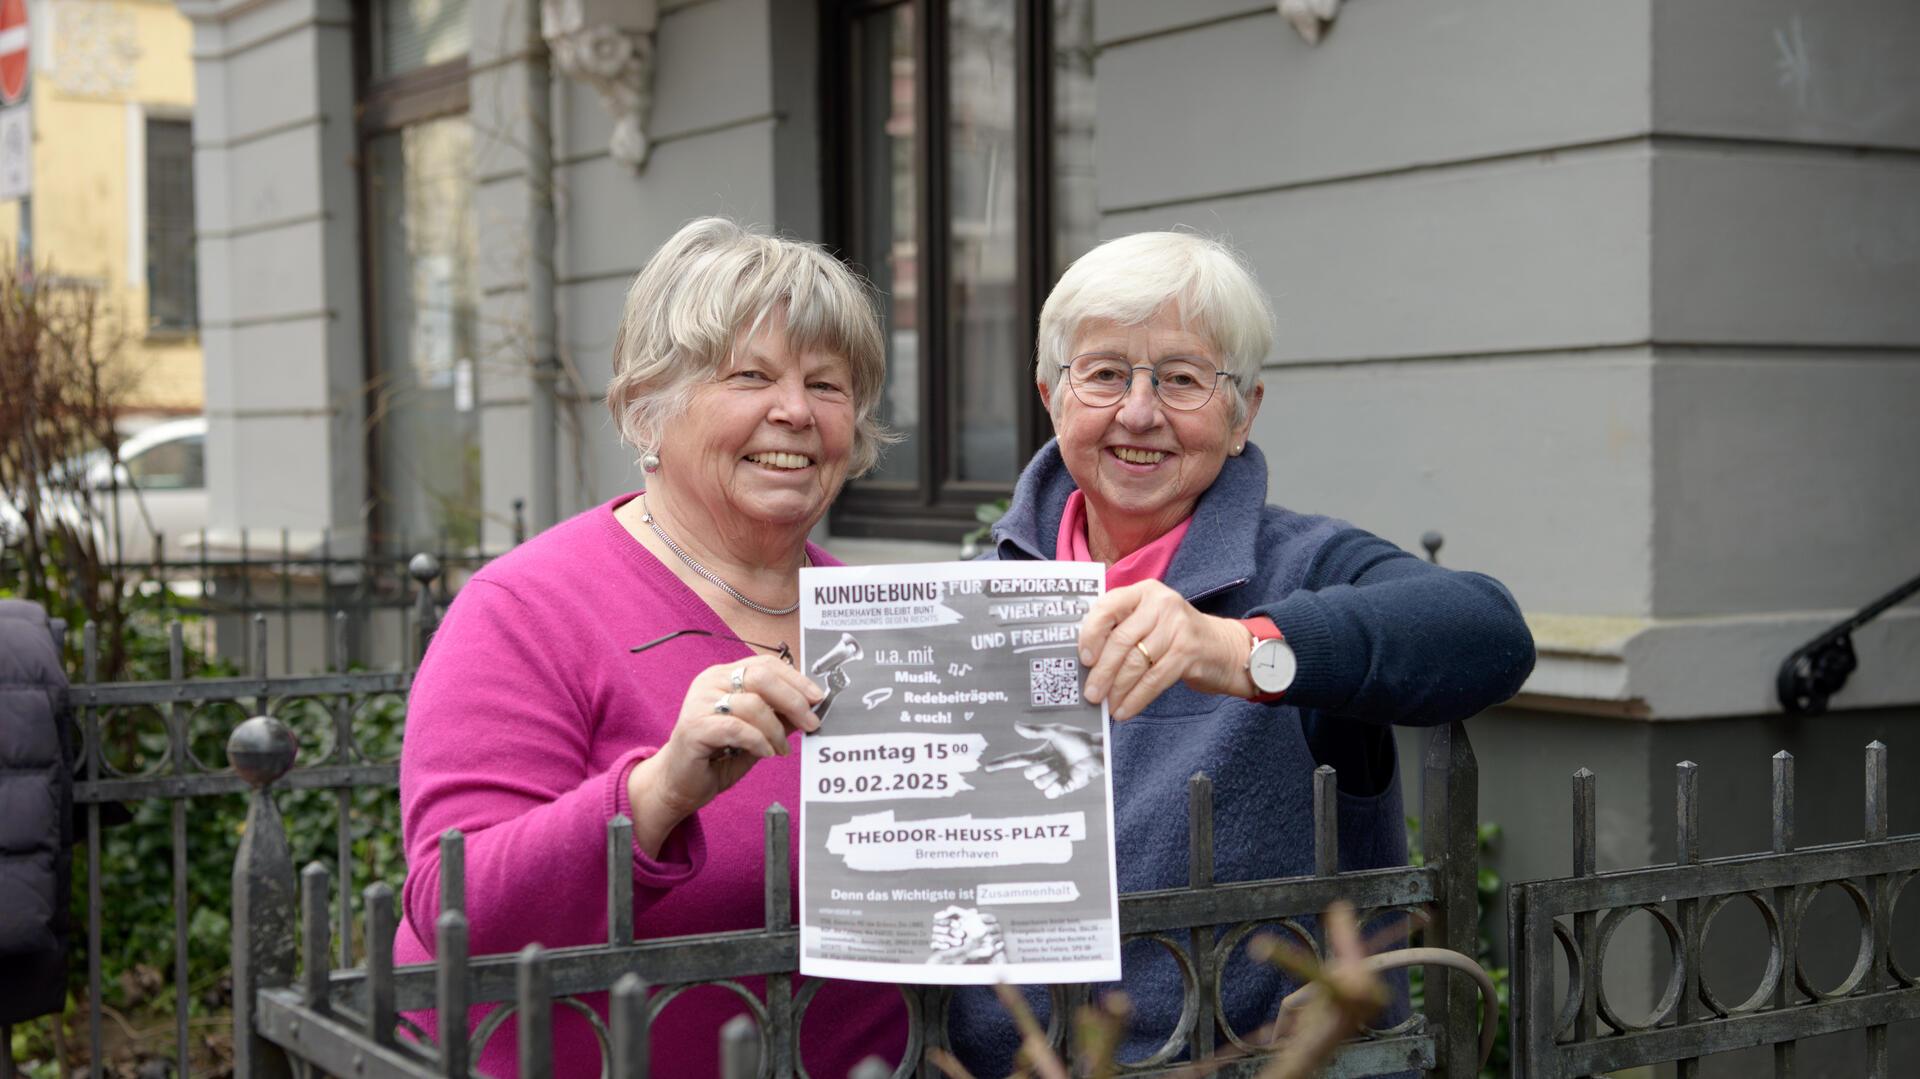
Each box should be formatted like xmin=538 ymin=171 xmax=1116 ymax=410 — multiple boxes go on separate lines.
xmin=1250 ymin=637 xmax=1296 ymax=694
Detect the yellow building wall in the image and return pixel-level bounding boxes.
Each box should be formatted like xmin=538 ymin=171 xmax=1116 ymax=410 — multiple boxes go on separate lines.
xmin=0 ymin=0 xmax=200 ymax=414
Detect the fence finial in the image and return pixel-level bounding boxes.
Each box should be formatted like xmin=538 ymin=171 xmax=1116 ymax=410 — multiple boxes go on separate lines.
xmin=764 ymin=804 xmax=791 ymax=931
xmin=365 ymin=883 xmax=398 ymax=1047
xmin=1188 ymin=772 xmax=1214 ymax=889
xmin=251 ymin=612 xmax=269 ymax=678
xmin=610 ymin=973 xmax=649 ymax=1079
xmin=608 ymin=815 xmax=635 ymax=946
xmin=300 ymin=862 xmax=332 ymax=1013
xmin=1675 ymin=761 xmax=1699 ymax=866
xmin=1572 ymin=768 xmax=1596 ymax=877
xmin=720 ymin=1015 xmax=760 ymax=1079
xmin=440 ymin=829 xmax=466 ymax=917
xmin=1772 ymin=751 xmax=1795 ymax=854
xmin=1866 ymin=741 xmax=1889 ymax=842
xmin=410 ymin=553 xmax=444 ymax=663
xmin=230 ymin=715 xmax=297 ymax=788
xmin=229 ymin=715 xmax=298 ymax=1079
xmin=1313 ymin=765 xmax=1338 ymax=877
xmin=519 ymin=945 xmax=553 ymax=1079
xmin=410 ymin=551 xmax=442 ymax=586
xmin=437 ymin=910 xmax=471 ymax=1078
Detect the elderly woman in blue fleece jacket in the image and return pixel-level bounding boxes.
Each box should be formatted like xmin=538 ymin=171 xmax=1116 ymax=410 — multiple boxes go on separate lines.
xmin=950 ymin=231 xmax=1536 ymax=1074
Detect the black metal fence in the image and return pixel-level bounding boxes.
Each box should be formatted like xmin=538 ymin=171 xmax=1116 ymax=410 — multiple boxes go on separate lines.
xmin=109 ymin=524 xmax=516 ymax=677
xmin=225 ymin=721 xmax=1487 ymax=1079
xmin=28 ymin=537 xmax=1920 ymax=1078
xmin=1510 ymin=746 xmax=1920 ymax=1078
xmin=56 ymin=561 xmax=449 ymax=1079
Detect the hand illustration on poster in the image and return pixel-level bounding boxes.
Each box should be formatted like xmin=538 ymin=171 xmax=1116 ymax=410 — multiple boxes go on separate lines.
xmin=983 ymin=721 xmax=1106 ymax=799
xmin=928 ymin=906 xmax=1006 ymax=964
xmin=798 ymin=562 xmax=1121 ymax=986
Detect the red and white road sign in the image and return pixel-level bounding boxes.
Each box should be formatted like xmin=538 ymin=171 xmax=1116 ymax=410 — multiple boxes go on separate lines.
xmin=0 ymin=0 xmax=27 ymax=106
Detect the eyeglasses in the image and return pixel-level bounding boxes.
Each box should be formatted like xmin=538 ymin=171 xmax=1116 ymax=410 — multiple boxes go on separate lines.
xmin=630 ymin=629 xmax=794 ymax=666
xmin=1065 ymin=356 xmax=1228 ymax=411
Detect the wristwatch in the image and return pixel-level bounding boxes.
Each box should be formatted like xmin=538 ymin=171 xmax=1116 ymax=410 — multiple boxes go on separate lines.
xmin=1242 ymin=616 xmax=1296 ymax=697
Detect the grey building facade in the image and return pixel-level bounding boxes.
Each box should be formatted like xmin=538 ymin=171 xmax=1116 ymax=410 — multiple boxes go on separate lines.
xmin=177 ymin=0 xmax=1920 ymax=1072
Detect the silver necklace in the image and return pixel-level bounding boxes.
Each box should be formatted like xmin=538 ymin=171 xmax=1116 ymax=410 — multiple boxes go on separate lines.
xmin=640 ymin=493 xmax=803 ymax=616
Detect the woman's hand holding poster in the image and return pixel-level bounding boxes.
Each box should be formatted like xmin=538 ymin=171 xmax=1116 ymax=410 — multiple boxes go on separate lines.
xmin=798 ymin=562 xmax=1122 ymax=985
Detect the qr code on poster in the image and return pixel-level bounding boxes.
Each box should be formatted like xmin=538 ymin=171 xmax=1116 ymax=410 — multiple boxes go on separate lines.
xmin=1029 ymin=656 xmax=1081 ymax=708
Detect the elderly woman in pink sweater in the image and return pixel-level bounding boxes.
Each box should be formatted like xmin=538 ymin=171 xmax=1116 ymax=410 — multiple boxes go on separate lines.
xmin=395 ymin=218 xmax=907 ymax=1077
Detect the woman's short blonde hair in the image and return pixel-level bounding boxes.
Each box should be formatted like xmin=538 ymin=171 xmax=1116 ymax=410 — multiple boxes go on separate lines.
xmin=607 ymin=217 xmax=893 ymax=476
xmin=1035 ymin=231 xmax=1274 ymax=425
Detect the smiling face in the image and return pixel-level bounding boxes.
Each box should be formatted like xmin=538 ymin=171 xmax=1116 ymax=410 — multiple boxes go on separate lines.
xmin=652 ymin=307 xmax=857 ymax=538
xmin=1041 ymin=307 xmax=1261 ymax=559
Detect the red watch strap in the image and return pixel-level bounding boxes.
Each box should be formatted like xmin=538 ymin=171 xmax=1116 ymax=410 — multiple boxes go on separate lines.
xmin=1239 ymin=616 xmax=1286 ymax=702
xmin=1242 ymin=616 xmax=1283 ymax=641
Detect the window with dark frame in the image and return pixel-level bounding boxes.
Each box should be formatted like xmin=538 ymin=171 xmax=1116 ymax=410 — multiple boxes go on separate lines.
xmin=145 ymin=117 xmax=198 ymax=334
xmin=826 ymin=0 xmax=1097 ymax=542
xmin=356 ymin=0 xmax=483 ymax=555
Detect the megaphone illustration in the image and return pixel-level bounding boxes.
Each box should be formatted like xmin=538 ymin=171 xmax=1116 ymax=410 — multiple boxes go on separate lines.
xmin=811 ymin=633 xmax=862 ymax=675
xmin=810 ymin=633 xmax=862 ymax=720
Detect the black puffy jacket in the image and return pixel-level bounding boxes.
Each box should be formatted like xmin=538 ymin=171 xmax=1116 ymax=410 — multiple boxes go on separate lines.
xmin=0 ymin=599 xmax=74 ymax=1022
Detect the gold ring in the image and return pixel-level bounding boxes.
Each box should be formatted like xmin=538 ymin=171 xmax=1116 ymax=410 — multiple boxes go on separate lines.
xmin=729 ymin=666 xmax=747 ymax=692
xmin=1134 ymin=642 xmax=1154 ymax=666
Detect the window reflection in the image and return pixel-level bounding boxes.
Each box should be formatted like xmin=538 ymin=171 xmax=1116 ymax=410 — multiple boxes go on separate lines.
xmin=372 ymin=0 xmax=470 ymax=79
xmin=368 ymin=118 xmax=481 ymax=552
xmin=949 ymin=0 xmax=1019 ymax=483
xmin=1053 ymin=0 xmax=1098 ymax=276
xmin=855 ymin=4 xmax=921 ymax=484
xmin=836 ymin=0 xmax=1099 ymax=532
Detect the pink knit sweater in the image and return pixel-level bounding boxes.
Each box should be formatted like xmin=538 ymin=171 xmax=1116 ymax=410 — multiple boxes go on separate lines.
xmin=395 ymin=494 xmax=907 ymax=1077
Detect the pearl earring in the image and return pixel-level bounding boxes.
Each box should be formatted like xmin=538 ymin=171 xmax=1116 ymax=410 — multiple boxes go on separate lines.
xmin=642 ymin=451 xmax=661 ymax=473
xmin=1233 ymin=444 xmax=1244 ymax=456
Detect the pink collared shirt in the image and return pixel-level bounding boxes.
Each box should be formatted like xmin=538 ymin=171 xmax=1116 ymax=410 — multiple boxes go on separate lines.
xmin=1054 ymin=489 xmax=1192 ymax=587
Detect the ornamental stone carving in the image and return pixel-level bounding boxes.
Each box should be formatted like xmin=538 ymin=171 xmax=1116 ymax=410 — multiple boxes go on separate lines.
xmin=1278 ymin=0 xmax=1340 ymax=45
xmin=542 ymin=0 xmax=659 ymax=170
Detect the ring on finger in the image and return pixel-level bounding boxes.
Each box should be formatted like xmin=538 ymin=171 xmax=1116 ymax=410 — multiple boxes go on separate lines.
xmin=1133 ymin=641 xmax=1154 ymax=666
xmin=729 ymin=666 xmax=747 ymax=692
xmin=714 ymin=693 xmax=734 ymax=715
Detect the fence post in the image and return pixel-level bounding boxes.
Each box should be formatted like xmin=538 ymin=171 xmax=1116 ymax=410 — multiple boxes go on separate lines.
xmin=762 ymin=805 xmax=794 ymax=1077
xmin=410 ymin=553 xmax=442 ymax=665
xmin=609 ymin=973 xmax=649 ymax=1079
xmin=1421 ymin=721 xmax=1478 ymax=1079
xmin=1771 ymin=751 xmax=1798 ymax=1078
xmin=229 ymin=715 xmax=299 ymax=1079
xmin=1864 ymin=742 xmax=1890 ymax=1078
xmin=1187 ymin=773 xmax=1217 ymax=1062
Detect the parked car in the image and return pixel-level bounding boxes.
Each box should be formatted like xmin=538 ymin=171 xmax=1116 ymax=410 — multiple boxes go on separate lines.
xmin=0 ymin=417 xmax=208 ymax=566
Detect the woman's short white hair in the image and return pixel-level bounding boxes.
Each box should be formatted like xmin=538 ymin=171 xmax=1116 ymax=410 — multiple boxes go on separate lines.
xmin=1035 ymin=231 xmax=1274 ymax=424
xmin=607 ymin=217 xmax=894 ymax=476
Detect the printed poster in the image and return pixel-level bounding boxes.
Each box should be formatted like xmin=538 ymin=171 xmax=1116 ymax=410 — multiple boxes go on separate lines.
xmin=797 ymin=561 xmax=1122 ymax=985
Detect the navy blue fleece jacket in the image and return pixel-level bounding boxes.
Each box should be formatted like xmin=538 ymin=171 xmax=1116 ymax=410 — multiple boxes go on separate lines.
xmin=947 ymin=440 xmax=1534 ymax=1073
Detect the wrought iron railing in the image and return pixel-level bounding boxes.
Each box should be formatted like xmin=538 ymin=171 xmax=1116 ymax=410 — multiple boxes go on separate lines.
xmin=1510 ymin=744 xmax=1920 ymax=1077
xmin=224 ymin=720 xmax=1489 ymax=1079
xmin=109 ymin=525 xmax=515 ymax=676
xmin=34 ymin=518 xmax=1918 ymax=1078
xmin=59 ymin=561 xmax=448 ymax=1079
